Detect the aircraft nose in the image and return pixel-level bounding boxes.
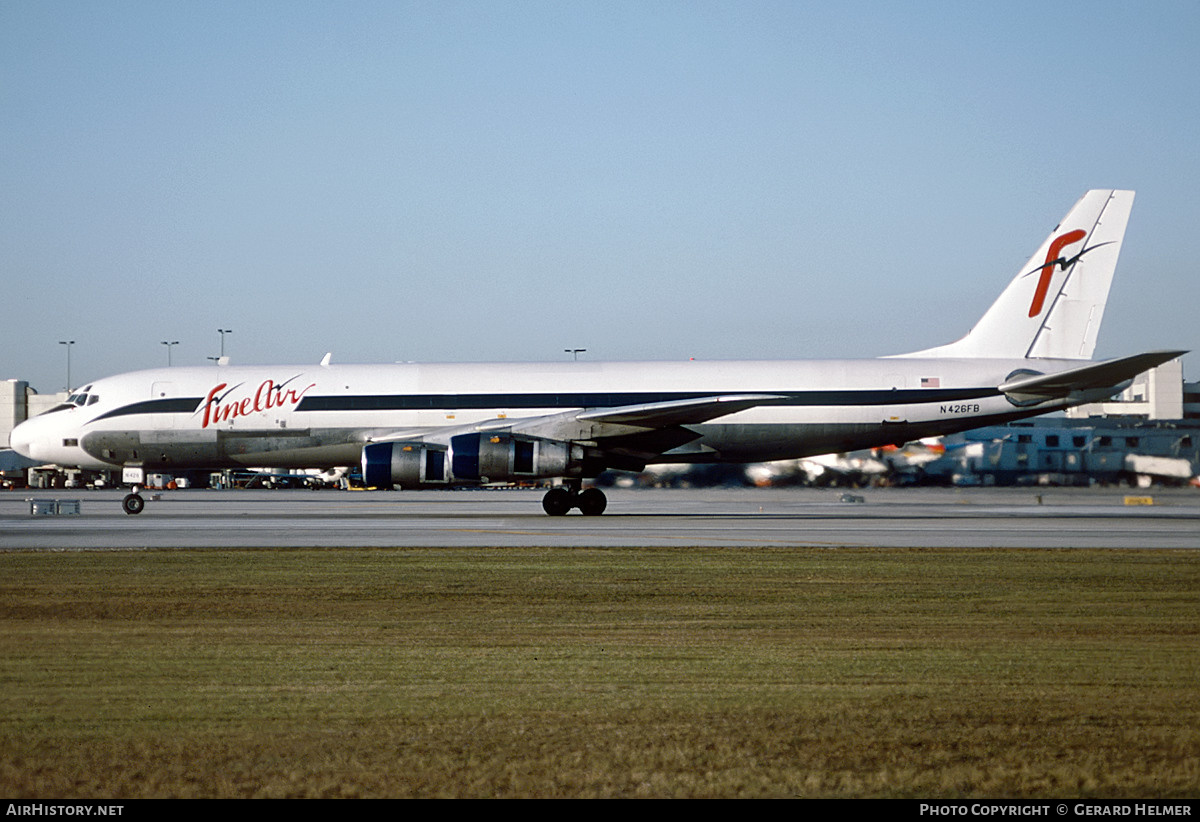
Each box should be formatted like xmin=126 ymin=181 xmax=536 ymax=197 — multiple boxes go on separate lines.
xmin=9 ymin=419 xmax=35 ymax=459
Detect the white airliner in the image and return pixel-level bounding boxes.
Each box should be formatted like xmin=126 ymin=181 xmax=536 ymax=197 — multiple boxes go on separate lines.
xmin=9 ymin=190 xmax=1184 ymax=515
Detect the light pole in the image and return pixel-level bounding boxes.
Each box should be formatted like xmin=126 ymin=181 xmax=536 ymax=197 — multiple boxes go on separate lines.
xmin=564 ymin=348 xmax=586 ymax=361
xmin=161 ymin=340 xmax=179 ymax=366
xmin=58 ymin=340 xmax=75 ymax=391
xmin=218 ymin=328 xmax=233 ymax=358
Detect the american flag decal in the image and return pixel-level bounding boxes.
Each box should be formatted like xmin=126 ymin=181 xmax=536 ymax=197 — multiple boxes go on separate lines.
xmin=920 ymin=377 xmax=940 ymax=388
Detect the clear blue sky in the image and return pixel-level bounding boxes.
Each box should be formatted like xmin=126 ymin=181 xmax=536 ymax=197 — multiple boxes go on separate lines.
xmin=3 ymin=0 xmax=1198 ymax=392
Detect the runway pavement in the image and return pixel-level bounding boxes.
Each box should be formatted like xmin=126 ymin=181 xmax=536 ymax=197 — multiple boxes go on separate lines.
xmin=2 ymin=486 xmax=1200 ymax=550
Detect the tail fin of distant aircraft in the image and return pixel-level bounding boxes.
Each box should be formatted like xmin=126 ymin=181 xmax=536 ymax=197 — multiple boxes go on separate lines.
xmin=896 ymin=189 xmax=1134 ymax=360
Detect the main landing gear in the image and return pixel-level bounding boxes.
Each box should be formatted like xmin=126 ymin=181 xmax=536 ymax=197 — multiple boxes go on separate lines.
xmin=541 ymin=482 xmax=607 ymax=516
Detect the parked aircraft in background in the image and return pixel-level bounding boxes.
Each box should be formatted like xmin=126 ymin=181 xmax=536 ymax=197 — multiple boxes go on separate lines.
xmin=9 ymin=190 xmax=1183 ymax=515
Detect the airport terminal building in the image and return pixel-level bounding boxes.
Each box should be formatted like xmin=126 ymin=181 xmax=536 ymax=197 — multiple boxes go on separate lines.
xmin=1 ymin=379 xmax=67 ymax=484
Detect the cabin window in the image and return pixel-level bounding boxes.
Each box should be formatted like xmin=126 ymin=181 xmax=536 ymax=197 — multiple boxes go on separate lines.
xmin=63 ymin=439 xmax=78 ymax=447
xmin=1045 ymin=435 xmax=1060 ymax=447
xmin=1073 ymin=436 xmax=1087 ymax=448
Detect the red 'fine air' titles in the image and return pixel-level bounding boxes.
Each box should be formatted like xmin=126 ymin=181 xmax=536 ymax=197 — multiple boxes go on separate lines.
xmin=201 ymin=378 xmax=316 ymax=428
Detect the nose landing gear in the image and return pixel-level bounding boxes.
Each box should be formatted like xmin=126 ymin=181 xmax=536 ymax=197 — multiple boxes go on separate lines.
xmin=121 ymin=489 xmax=145 ymax=515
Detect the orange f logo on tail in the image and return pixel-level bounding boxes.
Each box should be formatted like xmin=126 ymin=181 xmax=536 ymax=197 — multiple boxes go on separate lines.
xmin=1027 ymin=229 xmax=1086 ymax=317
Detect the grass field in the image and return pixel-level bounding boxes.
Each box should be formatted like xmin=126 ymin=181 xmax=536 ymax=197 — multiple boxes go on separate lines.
xmin=1 ymin=546 xmax=1197 ymax=798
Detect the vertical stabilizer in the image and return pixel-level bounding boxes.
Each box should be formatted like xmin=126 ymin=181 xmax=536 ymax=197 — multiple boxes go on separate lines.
xmin=896 ymin=190 xmax=1134 ymax=360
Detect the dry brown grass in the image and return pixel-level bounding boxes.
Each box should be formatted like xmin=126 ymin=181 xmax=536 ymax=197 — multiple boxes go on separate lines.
xmin=1 ymin=547 xmax=1197 ymax=797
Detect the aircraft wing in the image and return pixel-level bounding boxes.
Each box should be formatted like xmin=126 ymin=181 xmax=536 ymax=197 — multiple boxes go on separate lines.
xmin=364 ymin=394 xmax=783 ymax=451
xmin=998 ymin=350 xmax=1187 ymax=405
xmin=576 ymin=394 xmax=785 ymax=428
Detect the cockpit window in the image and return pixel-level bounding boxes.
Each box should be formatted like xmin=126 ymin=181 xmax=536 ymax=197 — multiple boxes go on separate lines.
xmin=87 ymin=395 xmax=99 ymax=405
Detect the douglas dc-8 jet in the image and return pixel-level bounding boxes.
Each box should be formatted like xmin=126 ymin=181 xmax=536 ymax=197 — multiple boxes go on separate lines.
xmin=10 ymin=190 xmax=1184 ymax=515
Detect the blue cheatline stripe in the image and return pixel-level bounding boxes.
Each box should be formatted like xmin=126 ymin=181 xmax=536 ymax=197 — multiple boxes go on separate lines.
xmin=91 ymin=398 xmax=204 ymax=420
xmin=294 ymin=388 xmax=997 ymax=412
xmin=86 ymin=386 xmax=1000 ymax=422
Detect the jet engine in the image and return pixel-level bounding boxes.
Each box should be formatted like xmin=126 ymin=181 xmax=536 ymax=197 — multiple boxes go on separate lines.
xmin=449 ymin=432 xmax=584 ymax=482
xmin=361 ymin=442 xmax=448 ymax=489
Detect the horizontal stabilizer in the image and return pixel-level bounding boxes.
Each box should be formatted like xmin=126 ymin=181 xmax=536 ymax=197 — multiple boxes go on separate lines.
xmin=577 ymin=394 xmax=784 ymax=428
xmin=998 ymin=350 xmax=1186 ymax=404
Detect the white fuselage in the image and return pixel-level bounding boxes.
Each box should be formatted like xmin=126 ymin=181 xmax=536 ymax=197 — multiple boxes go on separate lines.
xmin=9 ymin=356 xmax=1097 ymax=476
